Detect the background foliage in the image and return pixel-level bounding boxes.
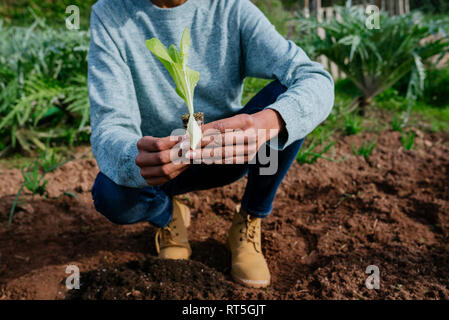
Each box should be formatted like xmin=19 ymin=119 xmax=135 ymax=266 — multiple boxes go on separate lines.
xmin=294 ymin=7 xmax=449 ymax=116
xmin=0 ymin=0 xmax=448 ymax=158
xmin=0 ymin=0 xmax=96 ymax=27
xmin=0 ymin=19 xmax=90 ymax=153
xmin=410 ymin=0 xmax=449 ymax=13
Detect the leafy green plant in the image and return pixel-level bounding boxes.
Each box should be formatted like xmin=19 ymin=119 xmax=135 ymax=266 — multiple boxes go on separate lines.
xmin=343 ymin=114 xmax=363 ymax=136
xmin=295 ymin=6 xmax=449 ymax=116
xmin=8 ymin=148 xmax=74 ymax=225
xmin=146 ymin=27 xmax=201 ymax=149
xmin=401 ymin=131 xmax=416 ymax=150
xmin=0 ymin=19 xmax=89 ymax=153
xmin=352 ymin=138 xmax=377 ymax=159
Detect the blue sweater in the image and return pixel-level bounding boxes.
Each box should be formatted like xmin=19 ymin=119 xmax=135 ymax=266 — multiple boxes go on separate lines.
xmin=88 ymin=0 xmax=334 ymax=188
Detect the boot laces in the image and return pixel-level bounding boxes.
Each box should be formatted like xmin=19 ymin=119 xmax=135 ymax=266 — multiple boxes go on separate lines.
xmin=239 ymin=215 xmax=261 ymax=252
xmin=155 ymin=217 xmax=188 ymax=254
xmin=155 ymin=226 xmax=173 ymax=254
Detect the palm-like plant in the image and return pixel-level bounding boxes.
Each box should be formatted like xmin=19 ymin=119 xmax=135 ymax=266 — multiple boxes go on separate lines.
xmin=296 ymin=5 xmax=449 ymax=115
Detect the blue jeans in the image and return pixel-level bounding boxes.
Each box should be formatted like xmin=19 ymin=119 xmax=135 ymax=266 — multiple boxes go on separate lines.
xmin=92 ymin=80 xmax=305 ymax=227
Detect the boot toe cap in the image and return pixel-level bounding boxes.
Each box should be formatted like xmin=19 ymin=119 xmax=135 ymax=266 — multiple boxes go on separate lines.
xmin=159 ymin=246 xmax=191 ymax=260
xmin=231 ymin=259 xmax=270 ymax=288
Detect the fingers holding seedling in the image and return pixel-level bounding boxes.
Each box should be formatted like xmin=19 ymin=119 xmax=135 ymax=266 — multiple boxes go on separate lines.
xmin=137 ymin=135 xmax=184 ymax=152
xmin=136 ymin=135 xmax=192 ymax=186
xmin=186 ymin=125 xmax=259 ymax=164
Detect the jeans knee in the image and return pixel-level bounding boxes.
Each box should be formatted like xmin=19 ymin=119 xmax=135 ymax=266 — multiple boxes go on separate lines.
xmin=99 ymin=209 xmax=131 ymax=225
xmin=91 ymin=173 xmax=138 ymax=225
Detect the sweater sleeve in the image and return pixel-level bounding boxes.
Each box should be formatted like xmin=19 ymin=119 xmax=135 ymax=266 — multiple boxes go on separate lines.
xmin=239 ymin=0 xmax=334 ymax=149
xmin=88 ymin=10 xmax=147 ymax=188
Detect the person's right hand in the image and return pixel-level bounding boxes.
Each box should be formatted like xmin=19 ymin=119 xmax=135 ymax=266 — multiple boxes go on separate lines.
xmin=135 ymin=135 xmax=190 ymax=186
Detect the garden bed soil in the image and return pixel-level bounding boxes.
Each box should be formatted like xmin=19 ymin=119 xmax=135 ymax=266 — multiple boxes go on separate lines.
xmin=0 ymin=130 xmax=448 ymax=300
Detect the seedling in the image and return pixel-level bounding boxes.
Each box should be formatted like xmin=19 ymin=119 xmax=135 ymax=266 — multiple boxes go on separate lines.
xmin=8 ymin=148 xmax=73 ymax=226
xmin=297 ymin=139 xmax=336 ymax=164
xmin=146 ymin=27 xmax=202 ymax=149
xmin=352 ymin=138 xmax=377 ymax=159
xmin=343 ymin=115 xmax=363 ymax=136
xmin=391 ymin=116 xmax=403 ymax=132
xmin=401 ymin=131 xmax=416 ymax=150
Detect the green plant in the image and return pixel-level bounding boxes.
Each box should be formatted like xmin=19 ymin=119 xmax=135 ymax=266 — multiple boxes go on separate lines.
xmin=297 ymin=137 xmax=336 ymax=164
xmin=422 ymin=67 xmax=449 ymax=107
xmin=251 ymin=0 xmax=294 ymax=36
xmin=391 ymin=116 xmax=403 ymax=132
xmin=374 ymin=87 xmax=449 ymax=133
xmin=0 ymin=1 xmax=96 ymax=27
xmin=343 ymin=114 xmax=363 ymax=136
xmin=411 ymin=0 xmax=449 ymax=14
xmin=0 ymin=19 xmax=90 ymax=153
xmin=8 ymin=148 xmax=73 ymax=225
xmin=146 ymin=27 xmax=201 ymax=149
xmin=334 ymin=78 xmax=361 ymax=99
xmin=295 ymin=6 xmax=449 ymax=116
xmin=401 ymin=131 xmax=416 ymax=150
xmin=352 ymin=138 xmax=377 ymax=159
xmin=242 ymin=78 xmax=272 ymax=105
xmin=412 ymin=101 xmax=449 ymax=132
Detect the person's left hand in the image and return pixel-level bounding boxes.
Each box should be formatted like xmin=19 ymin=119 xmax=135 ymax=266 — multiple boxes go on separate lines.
xmin=187 ymin=109 xmax=285 ymax=164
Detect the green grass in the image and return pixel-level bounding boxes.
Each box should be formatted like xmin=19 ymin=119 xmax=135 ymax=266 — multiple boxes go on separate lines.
xmin=374 ymin=87 xmax=449 ymax=133
xmin=391 ymin=116 xmax=403 ymax=131
xmin=251 ymin=0 xmax=295 ymax=37
xmin=412 ymin=102 xmax=449 ymax=132
xmin=0 ymin=0 xmax=95 ymax=28
xmin=352 ymin=139 xmax=377 ymax=159
xmin=343 ymin=115 xmax=363 ymax=136
xmin=0 ymin=20 xmax=90 ymax=153
xmin=242 ymin=77 xmax=272 ymax=106
xmin=0 ymin=1 xmax=448 ymax=168
xmin=401 ymin=131 xmax=416 ymax=150
xmin=296 ymin=138 xmax=335 ymax=164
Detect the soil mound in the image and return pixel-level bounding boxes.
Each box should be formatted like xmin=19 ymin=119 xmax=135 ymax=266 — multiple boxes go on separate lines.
xmin=69 ymin=257 xmax=235 ymax=300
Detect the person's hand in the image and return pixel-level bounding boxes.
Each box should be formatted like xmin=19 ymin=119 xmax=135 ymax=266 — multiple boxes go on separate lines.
xmin=135 ymin=135 xmax=189 ymax=186
xmin=188 ymin=109 xmax=285 ymax=164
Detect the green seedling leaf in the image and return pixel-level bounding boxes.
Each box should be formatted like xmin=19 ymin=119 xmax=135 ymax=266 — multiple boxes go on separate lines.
xmin=180 ymin=27 xmax=191 ymax=66
xmin=146 ymin=27 xmax=201 ymax=149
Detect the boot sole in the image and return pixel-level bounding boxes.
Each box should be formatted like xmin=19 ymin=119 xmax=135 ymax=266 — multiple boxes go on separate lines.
xmin=231 ymin=271 xmax=270 ymax=289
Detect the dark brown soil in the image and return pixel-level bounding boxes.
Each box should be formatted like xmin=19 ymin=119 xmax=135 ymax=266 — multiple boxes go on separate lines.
xmin=0 ymin=130 xmax=448 ymax=300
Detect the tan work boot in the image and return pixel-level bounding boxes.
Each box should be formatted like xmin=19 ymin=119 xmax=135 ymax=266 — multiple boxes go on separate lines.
xmin=227 ymin=209 xmax=270 ymax=288
xmin=155 ymin=198 xmax=191 ymax=259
